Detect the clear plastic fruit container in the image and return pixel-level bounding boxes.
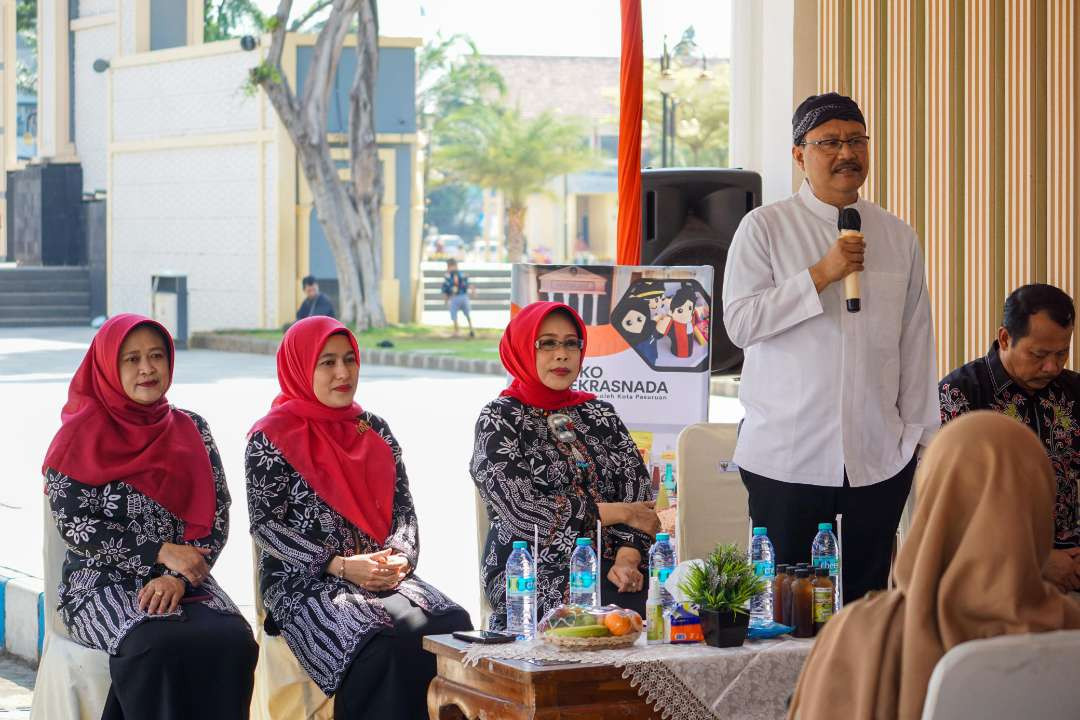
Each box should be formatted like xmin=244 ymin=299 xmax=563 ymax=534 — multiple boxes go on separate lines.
xmin=538 ymin=604 xmax=642 ymax=649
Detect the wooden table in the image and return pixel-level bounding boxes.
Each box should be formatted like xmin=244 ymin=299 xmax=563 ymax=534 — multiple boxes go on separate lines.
xmin=424 ymin=634 xmax=657 ymax=719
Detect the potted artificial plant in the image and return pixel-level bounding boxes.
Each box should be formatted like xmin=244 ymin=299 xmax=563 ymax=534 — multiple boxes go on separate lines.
xmin=677 ymin=543 xmax=766 ymax=648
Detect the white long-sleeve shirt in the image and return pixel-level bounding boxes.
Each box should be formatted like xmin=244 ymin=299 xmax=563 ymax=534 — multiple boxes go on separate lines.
xmin=722 ymin=181 xmax=939 ymax=487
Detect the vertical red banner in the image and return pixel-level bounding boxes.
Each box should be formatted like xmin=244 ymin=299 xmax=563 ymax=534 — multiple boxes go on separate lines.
xmin=616 ymin=0 xmax=644 ymax=265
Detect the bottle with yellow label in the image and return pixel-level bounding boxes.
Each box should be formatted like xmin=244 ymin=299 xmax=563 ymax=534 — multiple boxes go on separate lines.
xmin=812 ymin=567 xmax=835 ymax=634
xmin=646 ymin=577 xmax=666 ymax=644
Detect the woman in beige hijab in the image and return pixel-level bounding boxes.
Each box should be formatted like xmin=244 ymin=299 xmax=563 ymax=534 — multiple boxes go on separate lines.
xmin=789 ymin=411 xmax=1080 ymax=720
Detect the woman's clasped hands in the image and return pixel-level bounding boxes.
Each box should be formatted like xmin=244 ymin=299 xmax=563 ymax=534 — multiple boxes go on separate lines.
xmin=339 ymin=547 xmax=411 ymax=592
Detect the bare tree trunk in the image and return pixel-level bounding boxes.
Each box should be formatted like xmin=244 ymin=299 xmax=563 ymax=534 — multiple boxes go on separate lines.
xmin=349 ymin=0 xmax=385 ymax=328
xmin=255 ymin=0 xmax=385 ymax=329
xmin=506 ymin=202 xmax=527 ymax=264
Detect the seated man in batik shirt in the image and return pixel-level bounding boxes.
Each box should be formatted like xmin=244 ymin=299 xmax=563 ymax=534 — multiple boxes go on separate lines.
xmin=939 ymin=283 xmax=1080 ymax=591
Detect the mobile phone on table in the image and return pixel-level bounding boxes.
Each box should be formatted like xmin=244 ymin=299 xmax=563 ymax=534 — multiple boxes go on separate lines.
xmin=452 ymin=630 xmax=516 ymax=644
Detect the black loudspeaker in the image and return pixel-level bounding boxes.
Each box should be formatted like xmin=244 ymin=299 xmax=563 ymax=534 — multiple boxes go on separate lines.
xmin=641 ymin=168 xmax=761 ymax=374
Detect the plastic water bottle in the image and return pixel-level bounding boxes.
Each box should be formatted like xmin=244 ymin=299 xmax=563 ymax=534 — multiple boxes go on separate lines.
xmin=505 ymin=540 xmax=537 ymax=639
xmin=749 ymin=527 xmax=775 ymax=621
xmin=811 ymin=522 xmax=841 ymax=609
xmin=648 ymin=532 xmax=677 ymax=607
xmin=569 ymin=537 xmax=599 ymax=607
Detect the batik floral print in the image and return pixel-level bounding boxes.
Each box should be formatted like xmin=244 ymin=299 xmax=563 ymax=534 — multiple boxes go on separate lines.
xmin=471 ymin=397 xmax=654 ymax=630
xmin=940 ymin=343 xmax=1080 ymax=544
xmin=246 ymin=410 xmax=462 ymax=696
xmin=45 ymin=410 xmax=243 ymax=655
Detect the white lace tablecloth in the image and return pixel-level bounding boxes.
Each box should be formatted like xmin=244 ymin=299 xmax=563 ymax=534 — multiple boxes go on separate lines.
xmin=462 ymin=637 xmax=813 ymax=720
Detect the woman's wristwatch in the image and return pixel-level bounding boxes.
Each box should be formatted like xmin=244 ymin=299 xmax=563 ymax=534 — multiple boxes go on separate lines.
xmin=337 ymin=555 xmax=346 ymax=579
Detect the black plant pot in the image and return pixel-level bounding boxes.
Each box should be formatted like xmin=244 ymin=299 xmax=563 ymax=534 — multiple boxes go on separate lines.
xmin=699 ymin=608 xmax=750 ymax=648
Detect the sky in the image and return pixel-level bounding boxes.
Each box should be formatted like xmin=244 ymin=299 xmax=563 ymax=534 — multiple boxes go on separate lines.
xmin=255 ymin=0 xmax=732 ymax=59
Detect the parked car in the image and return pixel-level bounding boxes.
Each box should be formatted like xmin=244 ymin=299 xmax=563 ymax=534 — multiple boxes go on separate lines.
xmin=425 ymin=234 xmax=465 ymax=261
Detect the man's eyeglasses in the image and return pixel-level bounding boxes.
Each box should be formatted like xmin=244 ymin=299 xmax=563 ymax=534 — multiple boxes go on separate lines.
xmin=535 ymin=338 xmax=584 ymax=352
xmin=800 ymin=136 xmax=870 ymax=154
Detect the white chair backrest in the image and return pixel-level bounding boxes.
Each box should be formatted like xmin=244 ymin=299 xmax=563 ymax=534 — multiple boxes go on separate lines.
xmin=42 ymin=501 xmax=71 ymax=638
xmin=474 ymin=489 xmax=493 ymax=629
xmin=920 ymin=630 xmax=1080 ymax=720
xmin=675 ymin=423 xmax=749 ymax=562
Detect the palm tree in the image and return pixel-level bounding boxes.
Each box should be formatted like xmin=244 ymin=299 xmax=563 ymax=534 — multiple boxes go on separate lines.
xmin=434 ymin=104 xmax=595 ymax=263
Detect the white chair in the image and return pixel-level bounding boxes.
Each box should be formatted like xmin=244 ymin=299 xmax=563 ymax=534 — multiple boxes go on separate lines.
xmin=30 ymin=503 xmax=112 ymax=720
xmin=675 ymin=422 xmax=749 ymax=562
xmin=920 ymin=630 xmax=1080 ymax=720
xmin=249 ymin=543 xmax=333 ymax=720
xmin=475 ymin=489 xmax=494 ymax=630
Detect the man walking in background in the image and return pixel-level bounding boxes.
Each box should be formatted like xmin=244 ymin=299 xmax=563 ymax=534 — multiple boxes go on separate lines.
xmin=442 ymin=259 xmax=475 ymax=338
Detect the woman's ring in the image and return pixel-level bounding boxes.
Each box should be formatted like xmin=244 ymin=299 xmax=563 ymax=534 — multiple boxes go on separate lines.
xmin=153 ymin=590 xmax=163 ymax=596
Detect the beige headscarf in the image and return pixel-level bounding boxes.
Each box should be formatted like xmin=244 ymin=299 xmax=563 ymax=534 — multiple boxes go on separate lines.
xmin=788 ymin=411 xmax=1080 ymax=720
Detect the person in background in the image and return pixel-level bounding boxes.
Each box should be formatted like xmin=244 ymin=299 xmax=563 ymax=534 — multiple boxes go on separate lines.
xmin=788 ymin=412 xmax=1080 ymax=720
xmin=721 ymin=92 xmax=939 ymax=605
xmin=296 ymin=275 xmax=335 ymax=320
xmin=471 ymin=302 xmax=660 ymax=627
xmin=939 ymin=283 xmax=1079 ymax=591
xmin=442 ymin=259 xmax=475 ymax=338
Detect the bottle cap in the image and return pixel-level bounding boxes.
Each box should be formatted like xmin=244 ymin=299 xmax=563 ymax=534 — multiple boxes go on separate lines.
xmin=512 ymin=540 xmax=528 ymax=549
xmin=656 ymin=532 xmax=670 ymax=542
xmin=576 ymin=537 xmax=592 ymax=547
xmin=775 ymin=564 xmax=789 ymax=573
xmin=814 ymin=567 xmax=829 ymax=577
xmin=752 ymin=527 xmax=767 ymax=536
xmin=818 ymin=522 xmax=833 ymax=531
xmin=795 ymin=568 xmax=810 ymax=578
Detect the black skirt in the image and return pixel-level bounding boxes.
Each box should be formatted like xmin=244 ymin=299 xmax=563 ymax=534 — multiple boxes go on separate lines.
xmin=334 ymin=590 xmax=473 ymax=720
xmin=100 ymin=602 xmax=258 ymax=720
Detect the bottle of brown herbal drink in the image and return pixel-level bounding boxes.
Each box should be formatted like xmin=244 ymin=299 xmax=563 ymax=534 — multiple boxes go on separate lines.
xmin=812 ymin=567 xmax=835 ymax=634
xmin=772 ymin=564 xmax=790 ymax=624
xmin=791 ymin=568 xmax=814 ymax=638
xmin=771 ymin=564 xmax=788 ymax=623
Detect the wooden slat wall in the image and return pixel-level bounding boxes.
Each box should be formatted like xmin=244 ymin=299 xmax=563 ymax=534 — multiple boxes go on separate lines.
xmin=850 ymin=0 xmax=881 ymax=202
xmin=1046 ymin=0 xmax=1079 ymax=361
xmin=923 ymin=0 xmax=958 ymax=377
xmin=816 ymin=0 xmax=1080 ymax=374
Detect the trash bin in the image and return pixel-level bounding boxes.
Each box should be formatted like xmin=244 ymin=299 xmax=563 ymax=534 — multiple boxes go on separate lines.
xmin=151 ymin=273 xmax=188 ymax=349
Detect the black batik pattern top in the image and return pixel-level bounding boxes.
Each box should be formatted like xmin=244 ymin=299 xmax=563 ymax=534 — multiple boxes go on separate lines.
xmin=45 ymin=409 xmax=244 ymax=655
xmin=470 ymin=397 xmax=654 ymax=630
xmin=246 ymin=410 xmax=462 ymax=696
xmin=940 ymin=342 xmax=1080 ymax=545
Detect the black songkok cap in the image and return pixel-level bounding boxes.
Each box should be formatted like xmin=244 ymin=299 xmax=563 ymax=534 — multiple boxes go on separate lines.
xmin=792 ymin=92 xmax=866 ymax=145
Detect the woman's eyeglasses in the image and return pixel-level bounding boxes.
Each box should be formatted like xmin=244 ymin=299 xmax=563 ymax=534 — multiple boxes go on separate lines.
xmin=534 ymin=338 xmax=584 ymax=352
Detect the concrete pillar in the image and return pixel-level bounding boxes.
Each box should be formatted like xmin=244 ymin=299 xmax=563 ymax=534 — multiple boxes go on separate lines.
xmin=36 ymin=0 xmax=77 ymax=161
xmin=729 ymin=0 xmax=818 ymax=205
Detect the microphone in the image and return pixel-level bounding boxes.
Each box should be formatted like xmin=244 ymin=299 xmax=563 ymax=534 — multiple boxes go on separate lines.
xmin=837 ymin=208 xmax=862 ymax=313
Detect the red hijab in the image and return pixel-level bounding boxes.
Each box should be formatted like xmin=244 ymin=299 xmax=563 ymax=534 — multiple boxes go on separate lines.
xmin=499 ymin=302 xmax=596 ymax=411
xmin=248 ymin=316 xmax=395 ymax=544
xmin=42 ymin=314 xmax=215 ymax=541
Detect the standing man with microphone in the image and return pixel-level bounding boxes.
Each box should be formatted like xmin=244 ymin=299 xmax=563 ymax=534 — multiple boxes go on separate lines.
xmin=721 ymin=93 xmax=938 ymax=604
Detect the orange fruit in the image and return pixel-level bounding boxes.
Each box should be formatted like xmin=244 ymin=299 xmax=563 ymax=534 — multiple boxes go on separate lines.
xmin=604 ymin=611 xmax=632 ymax=636
xmin=627 ymin=612 xmax=643 ymax=632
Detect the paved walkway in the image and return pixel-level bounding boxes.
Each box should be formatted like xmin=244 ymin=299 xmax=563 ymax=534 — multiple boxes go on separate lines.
xmin=0 ymin=653 xmax=34 ymax=719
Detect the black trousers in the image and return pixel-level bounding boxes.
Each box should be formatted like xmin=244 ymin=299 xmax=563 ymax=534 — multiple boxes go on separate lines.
xmin=333 ymin=591 xmax=473 ymax=720
xmin=101 ymin=603 xmax=258 ymax=720
xmin=740 ymin=453 xmax=917 ymax=606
